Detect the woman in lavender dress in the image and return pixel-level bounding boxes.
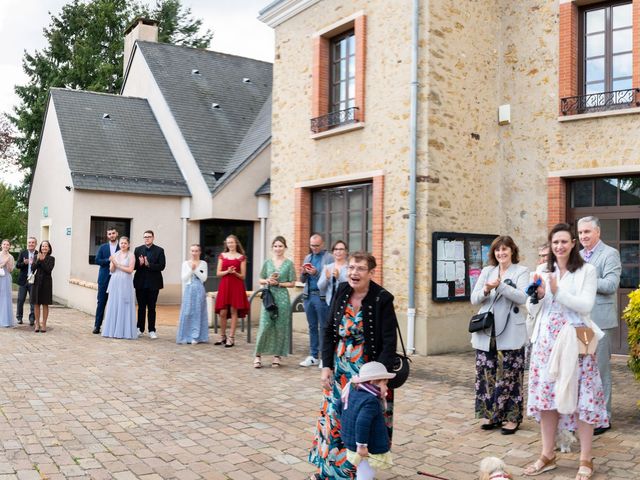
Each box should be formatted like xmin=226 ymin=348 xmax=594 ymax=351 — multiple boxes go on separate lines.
xmin=0 ymin=239 xmax=15 ymax=327
xmin=177 ymin=244 xmax=209 ymax=344
xmin=102 ymin=237 xmax=137 ymax=339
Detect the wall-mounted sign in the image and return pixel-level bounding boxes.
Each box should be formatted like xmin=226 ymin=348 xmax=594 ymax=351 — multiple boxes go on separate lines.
xmin=42 ymin=206 xmax=48 ymax=218
xmin=432 ymin=232 xmax=498 ymax=302
xmin=65 ymin=227 xmax=72 ymax=236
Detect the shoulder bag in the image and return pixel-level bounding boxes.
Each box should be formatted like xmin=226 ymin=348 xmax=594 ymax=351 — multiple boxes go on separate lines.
xmin=260 ymin=287 xmax=278 ymax=315
xmin=388 ymin=319 xmax=411 ymax=389
xmin=575 ymin=326 xmax=598 ymax=355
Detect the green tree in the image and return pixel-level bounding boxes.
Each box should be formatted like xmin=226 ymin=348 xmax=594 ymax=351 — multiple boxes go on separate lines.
xmin=0 ymin=183 xmax=27 ymax=247
xmin=10 ymin=0 xmax=213 ymax=202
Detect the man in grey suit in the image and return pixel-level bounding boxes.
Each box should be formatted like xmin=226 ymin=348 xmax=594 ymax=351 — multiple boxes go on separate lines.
xmin=577 ymin=215 xmax=621 ymax=435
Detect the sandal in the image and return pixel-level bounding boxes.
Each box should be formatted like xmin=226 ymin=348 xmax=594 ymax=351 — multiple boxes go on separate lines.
xmin=576 ymin=459 xmax=593 ymax=480
xmin=523 ymin=454 xmax=557 ymax=476
xmin=214 ymin=335 xmax=227 ymax=346
xmin=253 ymin=357 xmax=262 ymax=369
xmin=224 ymin=336 xmax=235 ymax=348
xmin=271 ymin=356 xmax=281 ymax=368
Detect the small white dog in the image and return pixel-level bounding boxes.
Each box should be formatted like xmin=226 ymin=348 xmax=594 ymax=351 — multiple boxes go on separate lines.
xmin=556 ymin=428 xmax=577 ymax=453
xmin=479 ymin=457 xmax=511 ymax=480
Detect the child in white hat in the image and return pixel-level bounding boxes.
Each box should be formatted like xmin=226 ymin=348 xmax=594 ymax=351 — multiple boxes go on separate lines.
xmin=339 ymin=361 xmax=395 ymax=480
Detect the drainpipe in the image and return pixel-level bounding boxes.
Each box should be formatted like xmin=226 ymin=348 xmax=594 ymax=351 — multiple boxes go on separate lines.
xmin=257 ymin=195 xmax=270 ymax=273
xmin=407 ymin=0 xmax=419 ymax=354
xmin=180 ymin=197 xmax=190 ymax=260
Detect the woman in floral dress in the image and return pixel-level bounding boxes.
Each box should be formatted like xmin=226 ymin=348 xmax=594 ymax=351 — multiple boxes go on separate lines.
xmin=308 ymin=252 xmax=397 ymax=480
xmin=253 ymin=236 xmax=295 ymax=368
xmin=524 ymin=223 xmax=608 ymax=480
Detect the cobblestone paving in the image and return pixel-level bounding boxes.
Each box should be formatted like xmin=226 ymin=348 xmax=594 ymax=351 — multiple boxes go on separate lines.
xmin=0 ymin=305 xmax=638 ymax=479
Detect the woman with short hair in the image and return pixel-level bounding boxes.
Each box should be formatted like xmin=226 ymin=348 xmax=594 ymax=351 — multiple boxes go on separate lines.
xmin=308 ymin=252 xmax=398 ymax=480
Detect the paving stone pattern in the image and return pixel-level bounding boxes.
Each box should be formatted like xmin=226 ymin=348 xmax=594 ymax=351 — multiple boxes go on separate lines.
xmin=0 ymin=305 xmax=638 ymax=479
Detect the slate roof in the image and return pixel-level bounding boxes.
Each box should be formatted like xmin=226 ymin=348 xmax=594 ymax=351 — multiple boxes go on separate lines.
xmin=255 ymin=179 xmax=270 ymax=196
xmin=50 ymin=88 xmax=189 ymax=196
xmin=135 ymin=41 xmax=273 ymax=192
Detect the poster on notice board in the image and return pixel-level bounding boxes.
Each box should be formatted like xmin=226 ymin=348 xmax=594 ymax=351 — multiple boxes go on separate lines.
xmin=432 ymin=232 xmax=498 ymax=302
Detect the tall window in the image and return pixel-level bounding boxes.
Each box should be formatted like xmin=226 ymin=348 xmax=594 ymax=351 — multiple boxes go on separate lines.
xmin=582 ymin=2 xmax=632 ymax=96
xmin=312 ymin=183 xmax=372 ymax=252
xmin=330 ymin=30 xmax=356 ymax=113
xmin=89 ymin=217 xmax=131 ymax=263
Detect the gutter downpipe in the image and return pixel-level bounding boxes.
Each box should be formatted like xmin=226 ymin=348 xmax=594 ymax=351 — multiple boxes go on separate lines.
xmin=407 ymin=0 xmax=419 ymax=354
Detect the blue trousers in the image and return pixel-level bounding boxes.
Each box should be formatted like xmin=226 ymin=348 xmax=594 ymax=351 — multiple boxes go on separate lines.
xmin=304 ymin=293 xmax=329 ymax=359
xmin=95 ymin=282 xmax=109 ymax=329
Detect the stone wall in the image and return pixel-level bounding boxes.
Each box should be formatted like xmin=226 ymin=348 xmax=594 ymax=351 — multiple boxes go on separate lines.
xmin=268 ymin=0 xmax=640 ymax=354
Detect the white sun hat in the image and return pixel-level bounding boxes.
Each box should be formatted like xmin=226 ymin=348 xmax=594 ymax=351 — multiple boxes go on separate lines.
xmin=352 ymin=361 xmax=396 ymax=383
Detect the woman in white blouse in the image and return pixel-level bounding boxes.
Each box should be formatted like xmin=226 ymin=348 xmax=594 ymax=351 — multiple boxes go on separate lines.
xmin=523 ymin=224 xmax=607 ymax=480
xmin=176 ymin=244 xmax=209 ymax=344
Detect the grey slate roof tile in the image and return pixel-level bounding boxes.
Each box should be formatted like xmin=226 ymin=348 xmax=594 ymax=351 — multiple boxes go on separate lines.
xmin=255 ymin=179 xmax=270 ymax=196
xmin=136 ymin=42 xmax=273 ymax=192
xmin=51 ymin=88 xmax=189 ymax=196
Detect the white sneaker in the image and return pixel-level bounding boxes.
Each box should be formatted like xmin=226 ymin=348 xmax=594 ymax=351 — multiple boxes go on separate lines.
xmin=149 ymin=331 xmax=158 ymax=340
xmin=137 ymin=329 xmax=143 ymax=337
xmin=299 ymin=356 xmax=319 ymax=367
xmin=191 ymin=339 xmax=198 ymax=345
xmin=318 ymin=360 xmax=323 ymax=369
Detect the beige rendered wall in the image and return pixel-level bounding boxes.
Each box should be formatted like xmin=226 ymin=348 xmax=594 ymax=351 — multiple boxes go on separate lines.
xmin=212 ymin=146 xmax=270 ymax=221
xmin=28 ymin=99 xmax=75 ymax=305
xmin=68 ymin=190 xmax=185 ymax=314
xmin=269 ymin=0 xmax=418 ymax=342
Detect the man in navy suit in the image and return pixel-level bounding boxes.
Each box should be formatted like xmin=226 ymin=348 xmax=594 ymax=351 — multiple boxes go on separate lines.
xmin=15 ymin=236 xmax=38 ymax=325
xmin=134 ymin=230 xmax=166 ymax=339
xmin=93 ymin=227 xmax=119 ymax=334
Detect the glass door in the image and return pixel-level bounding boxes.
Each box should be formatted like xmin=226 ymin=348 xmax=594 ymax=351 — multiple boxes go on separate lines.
xmin=568 ymin=175 xmax=640 ymax=354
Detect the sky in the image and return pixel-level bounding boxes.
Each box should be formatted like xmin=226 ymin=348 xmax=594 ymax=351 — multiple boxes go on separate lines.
xmin=0 ymin=0 xmax=275 ymax=184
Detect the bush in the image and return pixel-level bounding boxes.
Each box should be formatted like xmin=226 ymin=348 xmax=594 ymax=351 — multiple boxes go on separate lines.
xmin=622 ymin=288 xmax=640 ymax=388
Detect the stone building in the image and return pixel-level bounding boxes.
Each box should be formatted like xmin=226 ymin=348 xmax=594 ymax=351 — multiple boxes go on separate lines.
xmin=259 ymin=0 xmax=640 ymax=354
xmin=28 ymin=20 xmax=272 ymax=315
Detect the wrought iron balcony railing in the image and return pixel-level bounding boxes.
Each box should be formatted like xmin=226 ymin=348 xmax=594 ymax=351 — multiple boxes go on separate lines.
xmin=561 ymin=88 xmax=640 ymax=116
xmin=310 ymin=106 xmax=359 ymax=134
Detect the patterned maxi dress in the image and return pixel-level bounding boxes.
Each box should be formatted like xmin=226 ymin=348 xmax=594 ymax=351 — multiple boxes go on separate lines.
xmin=309 ymin=304 xmax=394 ymax=479
xmin=254 ymin=258 xmax=294 ymax=356
xmin=527 ymin=297 xmax=609 ymax=430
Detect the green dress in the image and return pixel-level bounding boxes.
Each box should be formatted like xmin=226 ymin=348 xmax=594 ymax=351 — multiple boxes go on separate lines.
xmin=254 ymin=258 xmax=294 ymax=356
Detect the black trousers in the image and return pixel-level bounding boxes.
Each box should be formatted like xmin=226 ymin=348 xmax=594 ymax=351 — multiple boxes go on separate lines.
xmin=136 ymin=288 xmax=159 ymax=333
xmin=16 ymin=284 xmax=35 ymax=323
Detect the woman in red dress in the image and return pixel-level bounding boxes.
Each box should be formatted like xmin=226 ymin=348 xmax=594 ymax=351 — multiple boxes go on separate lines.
xmin=214 ymin=235 xmax=250 ymax=347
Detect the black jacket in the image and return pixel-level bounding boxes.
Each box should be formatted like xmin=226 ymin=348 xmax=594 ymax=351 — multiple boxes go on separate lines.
xmin=133 ymin=244 xmax=166 ymax=291
xmin=322 ymin=281 xmax=398 ymax=371
xmin=15 ymin=249 xmax=38 ymax=287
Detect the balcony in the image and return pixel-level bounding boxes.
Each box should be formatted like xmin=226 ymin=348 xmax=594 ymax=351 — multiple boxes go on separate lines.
xmin=310 ymin=106 xmax=359 ymax=134
xmin=561 ymin=88 xmax=640 ymax=116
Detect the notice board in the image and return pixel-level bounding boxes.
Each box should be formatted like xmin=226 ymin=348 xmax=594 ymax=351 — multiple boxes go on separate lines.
xmin=432 ymin=232 xmax=498 ymax=302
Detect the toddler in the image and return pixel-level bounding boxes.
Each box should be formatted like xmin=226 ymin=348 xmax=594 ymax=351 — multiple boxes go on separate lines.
xmin=339 ymin=361 xmax=395 ymax=480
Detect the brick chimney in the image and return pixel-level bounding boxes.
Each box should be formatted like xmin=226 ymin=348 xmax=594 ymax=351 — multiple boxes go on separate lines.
xmin=123 ymin=18 xmax=158 ymax=75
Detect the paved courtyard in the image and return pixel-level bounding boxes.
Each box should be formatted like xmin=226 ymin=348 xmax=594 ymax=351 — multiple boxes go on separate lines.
xmin=0 ymin=304 xmax=638 ymax=480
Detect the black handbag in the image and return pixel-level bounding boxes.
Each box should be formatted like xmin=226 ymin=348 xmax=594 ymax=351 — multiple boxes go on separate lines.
xmin=387 ymin=320 xmax=411 ymax=390
xmin=468 ymin=311 xmax=494 ymax=333
xmin=261 ymin=287 xmax=278 ymax=314
xmin=468 ymin=288 xmax=502 ymax=333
